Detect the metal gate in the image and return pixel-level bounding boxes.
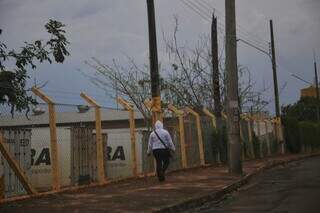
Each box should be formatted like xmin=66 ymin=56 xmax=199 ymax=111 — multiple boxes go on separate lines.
xmin=0 ymin=129 xmax=31 ymax=197
xmin=70 ymin=127 xmax=109 ymax=185
xmin=71 ymin=127 xmax=95 ymax=185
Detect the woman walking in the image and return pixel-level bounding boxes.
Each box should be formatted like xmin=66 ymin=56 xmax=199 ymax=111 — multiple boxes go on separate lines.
xmin=147 ymin=120 xmax=175 ymax=182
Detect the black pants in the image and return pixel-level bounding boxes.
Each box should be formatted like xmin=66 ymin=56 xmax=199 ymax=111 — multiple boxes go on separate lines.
xmin=153 ymin=149 xmax=170 ymax=181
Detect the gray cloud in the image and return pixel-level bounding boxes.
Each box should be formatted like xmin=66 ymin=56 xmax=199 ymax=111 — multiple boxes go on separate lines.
xmin=0 ymin=0 xmax=319 ymax=111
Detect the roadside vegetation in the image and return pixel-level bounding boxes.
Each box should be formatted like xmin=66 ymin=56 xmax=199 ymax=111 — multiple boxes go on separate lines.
xmin=282 ymin=97 xmax=320 ymax=153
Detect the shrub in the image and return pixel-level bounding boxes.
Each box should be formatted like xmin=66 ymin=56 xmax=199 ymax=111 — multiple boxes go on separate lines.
xmin=282 ymin=117 xmax=301 ymax=153
xmin=270 ymin=138 xmax=278 ymax=155
xmin=298 ymin=122 xmax=320 ymax=150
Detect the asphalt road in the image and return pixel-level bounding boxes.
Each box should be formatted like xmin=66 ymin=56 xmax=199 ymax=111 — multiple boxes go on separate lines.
xmin=193 ymin=156 xmax=320 ymax=213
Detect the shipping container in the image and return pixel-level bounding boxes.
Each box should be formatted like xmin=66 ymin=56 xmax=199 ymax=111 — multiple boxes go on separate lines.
xmin=0 ymin=129 xmax=31 ymax=197
xmin=1 ymin=127 xmax=145 ymax=195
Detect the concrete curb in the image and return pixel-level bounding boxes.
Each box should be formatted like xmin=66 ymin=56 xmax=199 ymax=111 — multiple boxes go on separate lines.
xmin=154 ymin=152 xmax=320 ymax=213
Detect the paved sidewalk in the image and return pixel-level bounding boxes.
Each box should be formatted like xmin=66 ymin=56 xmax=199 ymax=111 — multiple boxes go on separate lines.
xmin=0 ymin=153 xmax=318 ymax=213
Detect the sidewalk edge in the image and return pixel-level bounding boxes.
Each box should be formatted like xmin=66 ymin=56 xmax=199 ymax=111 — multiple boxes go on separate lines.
xmin=154 ymin=152 xmax=320 ymax=213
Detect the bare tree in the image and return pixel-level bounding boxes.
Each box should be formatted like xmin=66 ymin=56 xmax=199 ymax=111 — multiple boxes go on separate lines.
xmin=163 ymin=17 xmax=270 ymax=113
xmin=84 ymin=17 xmax=270 ymax=124
xmin=237 ymin=66 xmax=271 ymax=113
xmin=162 ymin=17 xmax=215 ymax=110
xmin=84 ymin=57 xmax=153 ymax=124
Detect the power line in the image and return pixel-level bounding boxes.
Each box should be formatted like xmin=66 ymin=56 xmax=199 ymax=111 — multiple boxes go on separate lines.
xmin=237 ymin=38 xmax=270 ymax=57
xmin=191 ymin=0 xmax=270 ymax=48
xmin=200 ymin=0 xmax=270 ymax=45
xmin=180 ymin=0 xmax=211 ymax=22
xmin=182 ymin=0 xmax=312 ymax=87
xmin=178 ymin=0 xmax=225 ymax=42
xmin=179 ymin=0 xmax=269 ymax=52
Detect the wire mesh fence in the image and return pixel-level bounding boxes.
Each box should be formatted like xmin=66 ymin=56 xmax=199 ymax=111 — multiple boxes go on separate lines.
xmin=163 ymin=118 xmax=183 ymax=171
xmin=0 ymin=100 xmax=144 ymax=198
xmin=239 ymin=119 xmax=252 ymax=159
xmin=184 ymin=115 xmax=201 ymax=168
xmin=201 ymin=116 xmax=218 ymax=164
xmin=141 ymin=129 xmax=154 ymax=174
xmin=0 ymin=103 xmax=52 ymax=197
xmin=0 ymin=96 xmax=284 ymax=200
xmin=1 ymin=129 xmax=31 ymax=197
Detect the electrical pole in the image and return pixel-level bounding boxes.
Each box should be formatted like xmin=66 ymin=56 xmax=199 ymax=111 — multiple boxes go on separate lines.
xmin=314 ymin=50 xmax=320 ymax=121
xmin=212 ymin=13 xmax=222 ymax=119
xmin=211 ymin=13 xmax=223 ymax=163
xmin=146 ymin=0 xmax=161 ymax=123
xmin=225 ymin=0 xmax=242 ymax=174
xmin=270 ymin=20 xmax=285 ymax=154
xmin=269 ymin=20 xmax=280 ymax=118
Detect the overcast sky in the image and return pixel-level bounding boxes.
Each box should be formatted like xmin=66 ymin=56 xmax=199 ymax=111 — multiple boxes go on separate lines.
xmin=0 ymin=0 xmax=319 ymax=113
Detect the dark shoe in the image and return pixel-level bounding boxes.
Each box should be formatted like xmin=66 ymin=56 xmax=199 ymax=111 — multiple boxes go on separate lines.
xmin=158 ymin=171 xmax=165 ymax=182
xmin=159 ymin=176 xmax=165 ymax=182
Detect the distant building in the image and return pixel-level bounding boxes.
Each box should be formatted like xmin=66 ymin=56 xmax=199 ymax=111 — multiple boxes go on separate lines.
xmin=300 ymin=86 xmax=320 ymax=99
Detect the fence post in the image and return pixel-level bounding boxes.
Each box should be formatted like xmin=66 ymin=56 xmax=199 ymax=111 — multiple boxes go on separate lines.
xmin=0 ymin=174 xmax=4 ymax=199
xmin=272 ymin=117 xmax=285 ymax=154
xmin=265 ymin=120 xmax=272 ymax=156
xmin=243 ymin=114 xmax=256 ymax=158
xmin=277 ymin=117 xmax=285 ymax=154
xmin=0 ymin=133 xmax=37 ymax=195
xmin=203 ymin=108 xmax=221 ymax=163
xmin=256 ymin=119 xmax=263 ymax=158
xmin=144 ymin=99 xmax=163 ymax=124
xmin=80 ymin=93 xmax=106 ymax=184
xmin=271 ymin=118 xmax=278 ymax=152
xmin=202 ymin=108 xmax=216 ymax=128
xmin=185 ymin=107 xmax=205 ymax=166
xmin=117 ymin=97 xmax=138 ymax=176
xmin=32 ymin=87 xmax=60 ymax=191
xmin=168 ymin=104 xmax=187 ymax=169
xmin=246 ymin=117 xmax=255 ymax=159
xmin=221 ymin=112 xmax=228 ymax=120
xmin=239 ymin=119 xmax=246 ymax=161
xmin=144 ymin=99 xmax=158 ymax=175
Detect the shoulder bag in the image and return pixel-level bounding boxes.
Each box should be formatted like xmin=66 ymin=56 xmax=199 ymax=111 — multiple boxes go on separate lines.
xmin=154 ymin=130 xmax=173 ymax=158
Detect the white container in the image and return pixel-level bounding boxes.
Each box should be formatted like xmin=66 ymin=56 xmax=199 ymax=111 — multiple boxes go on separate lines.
xmin=30 ymin=127 xmax=71 ymax=190
xmin=29 ymin=127 xmax=144 ymax=189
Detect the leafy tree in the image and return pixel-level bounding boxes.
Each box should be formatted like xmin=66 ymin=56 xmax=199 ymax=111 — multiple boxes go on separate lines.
xmin=281 ymin=97 xmax=320 ymax=153
xmin=0 ymin=19 xmax=69 ymax=116
xmin=282 ymin=97 xmax=320 ymax=122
